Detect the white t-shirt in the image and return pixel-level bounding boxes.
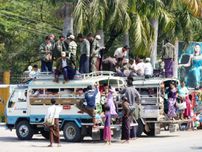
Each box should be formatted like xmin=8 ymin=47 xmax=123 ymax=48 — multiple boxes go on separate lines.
xmin=46 ymin=105 xmax=62 ymax=119
xmin=62 ymin=59 xmax=67 ymax=68
xmin=144 ymin=62 xmax=153 ymax=76
xmin=136 ymin=62 xmax=145 ymax=76
xmin=114 ymin=47 xmax=127 ymax=58
xmin=29 ymin=70 xmax=39 ymax=79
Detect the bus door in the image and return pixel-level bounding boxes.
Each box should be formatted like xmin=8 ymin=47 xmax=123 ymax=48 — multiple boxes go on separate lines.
xmin=6 ymin=88 xmax=28 ymax=120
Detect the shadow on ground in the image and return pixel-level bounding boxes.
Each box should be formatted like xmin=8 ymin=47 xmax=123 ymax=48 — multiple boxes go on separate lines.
xmin=190 ymin=147 xmax=202 ymax=150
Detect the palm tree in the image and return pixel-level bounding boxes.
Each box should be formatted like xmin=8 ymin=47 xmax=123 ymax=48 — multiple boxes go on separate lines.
xmin=56 ymin=2 xmax=74 ymax=36
xmin=160 ymin=0 xmax=202 ymax=77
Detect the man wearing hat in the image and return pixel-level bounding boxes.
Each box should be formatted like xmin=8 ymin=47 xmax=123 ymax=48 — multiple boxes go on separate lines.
xmin=114 ymin=45 xmax=129 ymax=66
xmin=144 ymin=57 xmax=153 ymax=78
xmin=78 ymin=33 xmax=90 ymax=73
xmin=68 ymin=35 xmax=77 ymax=64
xmin=54 ymin=52 xmax=76 ymax=83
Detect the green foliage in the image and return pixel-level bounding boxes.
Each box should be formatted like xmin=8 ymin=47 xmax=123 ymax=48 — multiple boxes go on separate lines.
xmin=0 ymin=0 xmax=202 ymax=78
xmin=0 ymin=0 xmax=62 ymax=75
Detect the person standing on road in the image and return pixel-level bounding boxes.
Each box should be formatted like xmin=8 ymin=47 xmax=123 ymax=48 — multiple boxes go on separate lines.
xmin=121 ymin=96 xmax=131 ymax=143
xmin=119 ymin=76 xmax=141 ymax=138
xmin=103 ymin=105 xmax=112 ymax=144
xmin=45 ymin=99 xmax=62 ymax=147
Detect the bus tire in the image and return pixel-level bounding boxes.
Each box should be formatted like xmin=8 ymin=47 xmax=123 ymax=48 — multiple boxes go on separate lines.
xmin=136 ymin=118 xmax=144 ymax=137
xmin=63 ymin=122 xmax=81 ymax=142
xmin=16 ymin=120 xmax=33 ymax=140
xmin=144 ymin=123 xmax=155 ymax=136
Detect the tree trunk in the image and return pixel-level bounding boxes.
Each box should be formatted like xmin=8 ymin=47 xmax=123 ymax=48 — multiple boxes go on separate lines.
xmin=123 ymin=32 xmax=130 ymax=59
xmin=97 ymin=29 xmax=105 ymax=47
xmin=62 ymin=2 xmax=74 ymax=37
xmin=173 ymin=38 xmax=179 ymax=78
xmin=123 ymin=32 xmax=129 ymax=47
xmin=150 ymin=19 xmax=159 ymax=69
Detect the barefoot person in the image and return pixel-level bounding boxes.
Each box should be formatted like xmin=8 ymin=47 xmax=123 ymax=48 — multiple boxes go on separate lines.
xmin=45 ymin=99 xmax=62 ymax=147
xmin=103 ymin=105 xmax=111 ymax=144
xmin=121 ymin=96 xmax=131 ymax=143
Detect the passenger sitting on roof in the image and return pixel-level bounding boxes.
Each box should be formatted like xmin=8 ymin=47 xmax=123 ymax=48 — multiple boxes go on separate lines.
xmin=29 ymin=64 xmax=40 ymax=79
xmin=77 ymin=83 xmax=99 ymax=127
xmin=144 ymin=58 xmax=153 ymax=78
xmin=54 ymin=52 xmax=76 ymax=83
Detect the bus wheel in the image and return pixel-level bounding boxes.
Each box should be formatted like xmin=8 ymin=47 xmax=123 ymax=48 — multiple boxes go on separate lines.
xmin=41 ymin=130 xmax=49 ymax=140
xmin=144 ymin=123 xmax=155 ymax=136
xmin=63 ymin=122 xmax=81 ymax=142
xmin=136 ymin=118 xmax=144 ymax=137
xmin=16 ymin=120 xmax=33 ymax=140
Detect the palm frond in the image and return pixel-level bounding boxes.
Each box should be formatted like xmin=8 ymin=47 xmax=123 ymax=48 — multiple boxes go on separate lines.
xmin=107 ymin=0 xmax=131 ymax=33
xmin=73 ymin=0 xmax=90 ymax=33
xmin=181 ymin=0 xmax=202 ymax=17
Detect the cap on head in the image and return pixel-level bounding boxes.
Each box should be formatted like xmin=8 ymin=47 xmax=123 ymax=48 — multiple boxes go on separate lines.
xmin=68 ymin=35 xmax=75 ymax=40
xmin=95 ymin=35 xmax=101 ymax=40
xmin=61 ymin=51 xmax=66 ymax=57
xmin=145 ymin=58 xmax=151 ymax=62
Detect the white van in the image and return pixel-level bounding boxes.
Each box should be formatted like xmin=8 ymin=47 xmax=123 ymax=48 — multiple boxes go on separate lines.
xmin=5 ymin=71 xmax=126 ymax=141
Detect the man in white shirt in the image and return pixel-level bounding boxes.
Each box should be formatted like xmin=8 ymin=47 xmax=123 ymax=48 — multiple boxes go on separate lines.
xmin=45 ymin=99 xmax=62 ymax=147
xmin=114 ymin=45 xmax=129 ymax=66
xmin=29 ymin=65 xmax=40 ymax=79
xmin=136 ymin=58 xmax=145 ymax=76
xmin=144 ymin=58 xmax=153 ymax=78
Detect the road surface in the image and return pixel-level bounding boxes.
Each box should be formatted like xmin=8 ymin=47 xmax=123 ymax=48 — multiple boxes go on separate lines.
xmin=0 ymin=126 xmax=201 ymax=152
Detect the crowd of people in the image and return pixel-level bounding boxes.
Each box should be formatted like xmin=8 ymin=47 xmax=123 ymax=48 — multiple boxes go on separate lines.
xmin=26 ymin=33 xmax=159 ymax=83
xmin=161 ymin=80 xmax=192 ymax=121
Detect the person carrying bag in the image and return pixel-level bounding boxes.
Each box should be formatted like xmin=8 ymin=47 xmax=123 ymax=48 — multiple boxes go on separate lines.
xmin=45 ymin=99 xmax=62 ymax=147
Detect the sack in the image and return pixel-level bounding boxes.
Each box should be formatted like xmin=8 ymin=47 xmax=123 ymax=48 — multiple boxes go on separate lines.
xmin=176 ymin=102 xmax=187 ymax=110
xmin=45 ymin=117 xmax=55 ymax=127
xmin=45 ymin=107 xmax=56 ymax=127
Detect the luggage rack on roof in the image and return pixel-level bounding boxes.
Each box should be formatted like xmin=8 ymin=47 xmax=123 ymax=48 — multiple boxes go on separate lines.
xmin=22 ymin=71 xmax=116 ymax=81
xmin=82 ymin=71 xmax=115 ymax=79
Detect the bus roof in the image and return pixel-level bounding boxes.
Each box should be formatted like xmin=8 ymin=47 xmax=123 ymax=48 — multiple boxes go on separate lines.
xmin=28 ymin=75 xmax=125 ymax=89
xmin=132 ymin=77 xmax=179 ymax=88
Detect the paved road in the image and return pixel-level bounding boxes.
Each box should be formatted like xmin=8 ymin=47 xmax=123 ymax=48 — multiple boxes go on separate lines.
xmin=0 ymin=126 xmax=201 ymax=152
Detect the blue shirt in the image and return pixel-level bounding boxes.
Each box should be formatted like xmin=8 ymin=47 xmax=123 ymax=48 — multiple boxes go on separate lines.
xmin=85 ymin=88 xmax=98 ymax=108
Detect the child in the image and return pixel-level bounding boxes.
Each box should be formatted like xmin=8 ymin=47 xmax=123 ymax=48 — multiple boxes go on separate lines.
xmin=103 ymin=105 xmax=111 ymax=144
